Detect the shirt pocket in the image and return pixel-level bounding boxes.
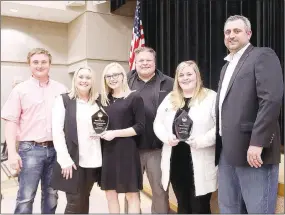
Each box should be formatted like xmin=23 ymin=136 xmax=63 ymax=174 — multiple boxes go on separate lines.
xmin=21 ymin=93 xmax=44 ymax=110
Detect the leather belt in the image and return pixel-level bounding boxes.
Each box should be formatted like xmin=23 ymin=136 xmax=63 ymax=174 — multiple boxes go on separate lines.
xmin=31 ymin=141 xmax=54 ymax=147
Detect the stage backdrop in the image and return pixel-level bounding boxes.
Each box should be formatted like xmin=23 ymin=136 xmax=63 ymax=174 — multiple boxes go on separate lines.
xmin=111 ymin=0 xmax=284 ymax=144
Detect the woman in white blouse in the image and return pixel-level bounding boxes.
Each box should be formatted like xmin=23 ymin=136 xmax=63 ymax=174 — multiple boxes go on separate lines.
xmin=51 ymin=67 xmax=102 ymax=214
xmin=153 ymin=61 xmax=217 ymax=214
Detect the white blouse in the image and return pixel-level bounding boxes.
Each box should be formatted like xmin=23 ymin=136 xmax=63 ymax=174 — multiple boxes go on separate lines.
xmin=154 ymin=89 xmax=218 ymax=196
xmin=52 ymin=96 xmax=102 ymax=169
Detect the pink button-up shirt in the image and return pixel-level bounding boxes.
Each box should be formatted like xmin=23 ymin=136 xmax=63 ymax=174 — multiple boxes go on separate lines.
xmin=1 ymin=76 xmax=67 ymax=142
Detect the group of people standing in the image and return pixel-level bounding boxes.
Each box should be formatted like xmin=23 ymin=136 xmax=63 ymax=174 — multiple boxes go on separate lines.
xmin=2 ymin=15 xmax=283 ymax=214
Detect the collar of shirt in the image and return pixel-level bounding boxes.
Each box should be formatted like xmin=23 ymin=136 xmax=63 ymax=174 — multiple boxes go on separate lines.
xmin=77 ymin=98 xmax=89 ymax=104
xmin=30 ymin=76 xmax=50 ymax=87
xmin=137 ymin=73 xmax=156 ymax=83
xmin=224 ymin=43 xmax=251 ymax=62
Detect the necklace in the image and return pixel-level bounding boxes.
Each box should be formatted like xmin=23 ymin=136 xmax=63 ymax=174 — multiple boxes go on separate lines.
xmin=112 ymin=96 xmax=121 ymax=103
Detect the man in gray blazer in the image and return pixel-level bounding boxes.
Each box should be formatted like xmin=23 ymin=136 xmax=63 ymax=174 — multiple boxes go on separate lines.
xmin=215 ymin=15 xmax=284 ymax=214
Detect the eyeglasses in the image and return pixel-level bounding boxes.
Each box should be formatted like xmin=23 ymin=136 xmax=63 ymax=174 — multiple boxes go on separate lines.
xmin=105 ymin=73 xmax=123 ymax=80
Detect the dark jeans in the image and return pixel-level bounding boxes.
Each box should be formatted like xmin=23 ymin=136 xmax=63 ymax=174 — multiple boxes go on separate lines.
xmin=170 ymin=142 xmax=212 ymax=214
xmin=218 ymin=150 xmax=279 ymax=213
xmin=65 ymin=167 xmax=99 ymax=214
xmin=15 ymin=141 xmax=58 ymax=214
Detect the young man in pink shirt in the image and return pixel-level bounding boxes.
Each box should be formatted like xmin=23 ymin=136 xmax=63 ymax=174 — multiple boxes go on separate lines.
xmin=1 ymin=48 xmax=67 ymax=214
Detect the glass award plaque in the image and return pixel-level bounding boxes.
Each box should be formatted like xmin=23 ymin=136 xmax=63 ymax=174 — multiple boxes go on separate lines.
xmin=91 ymin=108 xmax=109 ymax=134
xmin=174 ymin=110 xmax=193 ymax=141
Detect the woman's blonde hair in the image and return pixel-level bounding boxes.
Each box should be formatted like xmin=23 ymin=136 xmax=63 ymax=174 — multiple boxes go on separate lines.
xmin=100 ymin=62 xmax=131 ymax=106
xmin=170 ymin=60 xmax=207 ymax=110
xmin=68 ymin=66 xmax=98 ymax=104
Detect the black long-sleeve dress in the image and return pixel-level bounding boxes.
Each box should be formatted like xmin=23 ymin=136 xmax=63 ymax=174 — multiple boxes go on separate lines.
xmin=100 ymin=91 xmax=145 ymax=193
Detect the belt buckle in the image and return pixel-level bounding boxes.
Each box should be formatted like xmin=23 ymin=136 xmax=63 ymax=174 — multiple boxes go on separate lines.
xmin=42 ymin=142 xmax=48 ymax=148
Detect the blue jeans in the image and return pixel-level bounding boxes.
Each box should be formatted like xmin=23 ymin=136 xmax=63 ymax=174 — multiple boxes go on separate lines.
xmin=218 ymin=151 xmax=279 ymax=214
xmin=14 ymin=141 xmax=58 ymax=214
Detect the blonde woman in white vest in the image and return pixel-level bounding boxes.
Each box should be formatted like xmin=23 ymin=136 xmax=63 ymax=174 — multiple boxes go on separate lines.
xmin=153 ymin=60 xmax=217 ymax=214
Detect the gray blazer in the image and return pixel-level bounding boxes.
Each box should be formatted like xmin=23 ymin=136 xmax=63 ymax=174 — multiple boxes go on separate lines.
xmin=215 ymin=44 xmax=284 ymax=166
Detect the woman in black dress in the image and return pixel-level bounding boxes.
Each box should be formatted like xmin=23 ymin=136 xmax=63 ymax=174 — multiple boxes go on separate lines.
xmin=99 ymin=62 xmax=145 ymax=213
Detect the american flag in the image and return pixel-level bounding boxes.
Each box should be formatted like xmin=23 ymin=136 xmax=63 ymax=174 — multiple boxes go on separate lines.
xmin=129 ymin=0 xmax=145 ymax=71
